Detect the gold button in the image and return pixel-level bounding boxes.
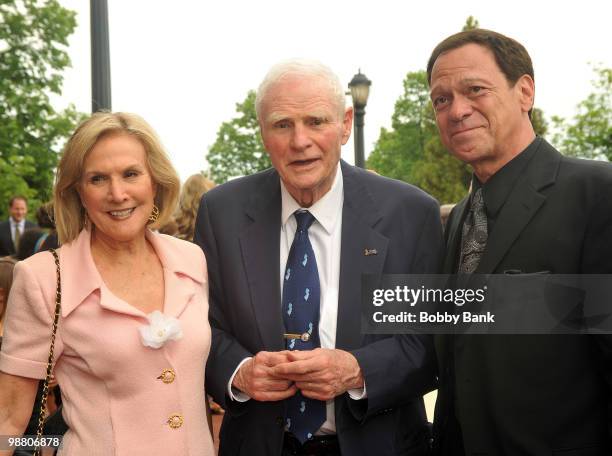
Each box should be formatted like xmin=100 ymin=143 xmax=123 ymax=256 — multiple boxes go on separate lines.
xmin=167 ymin=413 xmax=183 ymax=429
xmin=157 ymin=368 xmax=176 ymax=384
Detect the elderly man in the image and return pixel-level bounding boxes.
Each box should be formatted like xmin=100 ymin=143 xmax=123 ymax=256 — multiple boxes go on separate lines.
xmin=428 ymin=29 xmax=612 ymax=455
xmin=0 ymin=196 xmax=35 ymax=257
xmin=195 ymin=60 xmax=444 ymax=456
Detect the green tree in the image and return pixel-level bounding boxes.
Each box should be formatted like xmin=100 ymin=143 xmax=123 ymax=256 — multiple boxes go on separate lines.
xmin=0 ymin=155 xmax=37 ymax=210
xmin=367 ymin=71 xmax=434 ymax=183
xmin=463 ymin=16 xmax=480 ymax=31
xmin=0 ymin=0 xmax=82 ymax=218
xmin=410 ymin=135 xmax=472 ymax=203
xmin=552 ymin=66 xmax=611 ymax=160
xmin=206 ymin=90 xmax=271 ymax=184
xmin=530 ymin=107 xmax=548 ymax=137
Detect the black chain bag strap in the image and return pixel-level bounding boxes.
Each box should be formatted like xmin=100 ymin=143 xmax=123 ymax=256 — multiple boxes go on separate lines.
xmin=33 ymin=248 xmax=61 ymax=456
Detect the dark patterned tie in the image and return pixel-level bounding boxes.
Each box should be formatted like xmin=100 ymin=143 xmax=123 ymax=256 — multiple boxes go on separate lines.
xmin=282 ymin=210 xmax=325 ymax=443
xmin=459 ymin=187 xmax=488 ymax=273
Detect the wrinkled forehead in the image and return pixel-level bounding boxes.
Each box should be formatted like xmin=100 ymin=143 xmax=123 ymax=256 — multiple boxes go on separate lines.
xmin=261 ymin=74 xmax=343 ymax=118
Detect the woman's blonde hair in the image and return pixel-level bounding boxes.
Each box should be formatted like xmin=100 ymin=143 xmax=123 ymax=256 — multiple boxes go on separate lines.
xmin=54 ymin=112 xmax=180 ymax=244
xmin=175 ymin=174 xmax=215 ymax=241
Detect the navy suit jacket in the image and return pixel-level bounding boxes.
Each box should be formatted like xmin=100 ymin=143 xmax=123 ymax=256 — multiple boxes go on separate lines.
xmin=0 ymin=219 xmax=36 ymax=257
xmin=195 ymin=161 xmax=444 ymax=456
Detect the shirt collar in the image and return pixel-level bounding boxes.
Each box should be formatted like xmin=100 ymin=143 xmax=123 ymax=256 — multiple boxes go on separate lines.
xmin=280 ymin=162 xmax=343 ymax=234
xmin=9 ymin=217 xmax=24 ymax=228
xmin=476 ymin=137 xmax=541 ymax=219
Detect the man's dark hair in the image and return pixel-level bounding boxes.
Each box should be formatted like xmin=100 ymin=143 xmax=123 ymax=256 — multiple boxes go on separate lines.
xmin=426 ymin=28 xmax=534 ymax=87
xmin=36 ymin=202 xmax=55 ymax=229
xmin=8 ymin=195 xmax=27 ymax=207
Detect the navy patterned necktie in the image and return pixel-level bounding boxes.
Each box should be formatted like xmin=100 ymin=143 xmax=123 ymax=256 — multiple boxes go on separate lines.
xmin=459 ymin=187 xmax=488 ymax=273
xmin=282 ymin=210 xmax=325 ymax=443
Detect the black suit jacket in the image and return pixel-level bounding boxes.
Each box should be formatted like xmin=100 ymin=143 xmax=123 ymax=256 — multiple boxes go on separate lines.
xmin=195 ymin=161 xmax=444 ymax=456
xmin=0 ymin=219 xmax=36 ymax=256
xmin=433 ymin=139 xmax=612 ymax=455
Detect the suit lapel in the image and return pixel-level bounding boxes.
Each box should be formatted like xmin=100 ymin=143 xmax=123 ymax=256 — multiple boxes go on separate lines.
xmin=476 ymin=186 xmax=545 ymax=273
xmin=477 ymin=139 xmax=561 ymax=273
xmin=239 ymin=171 xmax=284 ymax=351
xmin=336 ymin=162 xmax=388 ymax=351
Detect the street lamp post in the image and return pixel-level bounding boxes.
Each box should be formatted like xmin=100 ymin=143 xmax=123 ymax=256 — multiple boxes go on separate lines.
xmin=91 ymin=0 xmax=111 ymax=112
xmin=348 ymin=70 xmax=371 ymax=169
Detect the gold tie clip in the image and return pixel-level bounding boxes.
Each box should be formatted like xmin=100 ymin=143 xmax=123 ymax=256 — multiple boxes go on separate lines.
xmin=283 ymin=332 xmax=311 ymax=342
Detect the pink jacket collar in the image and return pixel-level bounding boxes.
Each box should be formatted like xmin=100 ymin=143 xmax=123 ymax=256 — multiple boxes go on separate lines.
xmin=58 ymin=229 xmax=205 ymax=319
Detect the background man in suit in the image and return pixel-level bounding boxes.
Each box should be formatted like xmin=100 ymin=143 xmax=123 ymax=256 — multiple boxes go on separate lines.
xmin=428 ymin=29 xmax=612 ymax=455
xmin=0 ymin=196 xmax=35 ymax=257
xmin=195 ymin=60 xmax=444 ymax=456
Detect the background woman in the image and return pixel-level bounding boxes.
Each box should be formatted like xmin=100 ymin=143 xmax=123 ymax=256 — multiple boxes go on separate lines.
xmin=0 ymin=112 xmax=214 ymax=455
xmin=174 ymin=173 xmax=215 ymax=242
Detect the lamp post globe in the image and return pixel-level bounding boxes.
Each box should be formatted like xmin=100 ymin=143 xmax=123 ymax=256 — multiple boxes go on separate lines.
xmin=348 ymin=70 xmax=371 ymax=168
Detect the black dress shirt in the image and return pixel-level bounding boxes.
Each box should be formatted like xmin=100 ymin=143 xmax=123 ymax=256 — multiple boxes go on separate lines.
xmin=472 ymin=136 xmax=541 ymax=236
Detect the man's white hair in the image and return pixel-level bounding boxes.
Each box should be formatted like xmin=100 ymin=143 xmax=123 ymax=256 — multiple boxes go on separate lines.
xmin=255 ymin=59 xmax=346 ymax=121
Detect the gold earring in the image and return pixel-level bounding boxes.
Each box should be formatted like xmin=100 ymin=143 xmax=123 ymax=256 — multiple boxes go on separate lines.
xmin=148 ymin=205 xmax=160 ymax=223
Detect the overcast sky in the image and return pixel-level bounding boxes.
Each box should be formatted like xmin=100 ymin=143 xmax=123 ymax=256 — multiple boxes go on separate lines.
xmin=55 ymin=0 xmax=611 ymax=182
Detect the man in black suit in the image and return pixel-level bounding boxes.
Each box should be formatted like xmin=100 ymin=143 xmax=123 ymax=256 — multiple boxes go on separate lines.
xmin=195 ymin=60 xmax=444 ymax=455
xmin=428 ymin=29 xmax=612 ymax=455
xmin=0 ymin=196 xmax=35 ymax=257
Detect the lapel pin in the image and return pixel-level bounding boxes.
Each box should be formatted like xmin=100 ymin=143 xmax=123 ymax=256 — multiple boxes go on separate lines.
xmin=364 ymin=248 xmax=378 ymax=256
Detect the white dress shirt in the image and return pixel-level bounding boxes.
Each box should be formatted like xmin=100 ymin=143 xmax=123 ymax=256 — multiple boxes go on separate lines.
xmin=228 ymin=163 xmax=366 ymax=434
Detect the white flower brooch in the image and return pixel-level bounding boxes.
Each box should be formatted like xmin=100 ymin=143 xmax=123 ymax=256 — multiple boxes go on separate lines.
xmin=139 ymin=310 xmax=183 ymax=349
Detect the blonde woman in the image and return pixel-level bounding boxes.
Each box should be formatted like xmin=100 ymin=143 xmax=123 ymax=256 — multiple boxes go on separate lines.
xmin=0 ymin=112 xmax=214 ymax=455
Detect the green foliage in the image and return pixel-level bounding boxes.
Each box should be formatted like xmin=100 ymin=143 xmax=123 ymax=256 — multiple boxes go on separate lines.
xmin=551 ymin=66 xmax=611 ymax=160
xmin=463 ymin=16 xmax=480 ymax=31
xmin=206 ymin=90 xmax=271 ymax=184
xmin=367 ymin=16 xmax=480 ymax=204
xmin=410 ymin=135 xmax=472 ymax=203
xmin=366 ymin=71 xmax=471 ymax=204
xmin=0 ymin=0 xmax=82 ymax=219
xmin=0 ymin=155 xmax=37 ymax=210
xmin=530 ymin=107 xmax=548 ymax=137
xmin=367 ymin=72 xmax=433 ymax=181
